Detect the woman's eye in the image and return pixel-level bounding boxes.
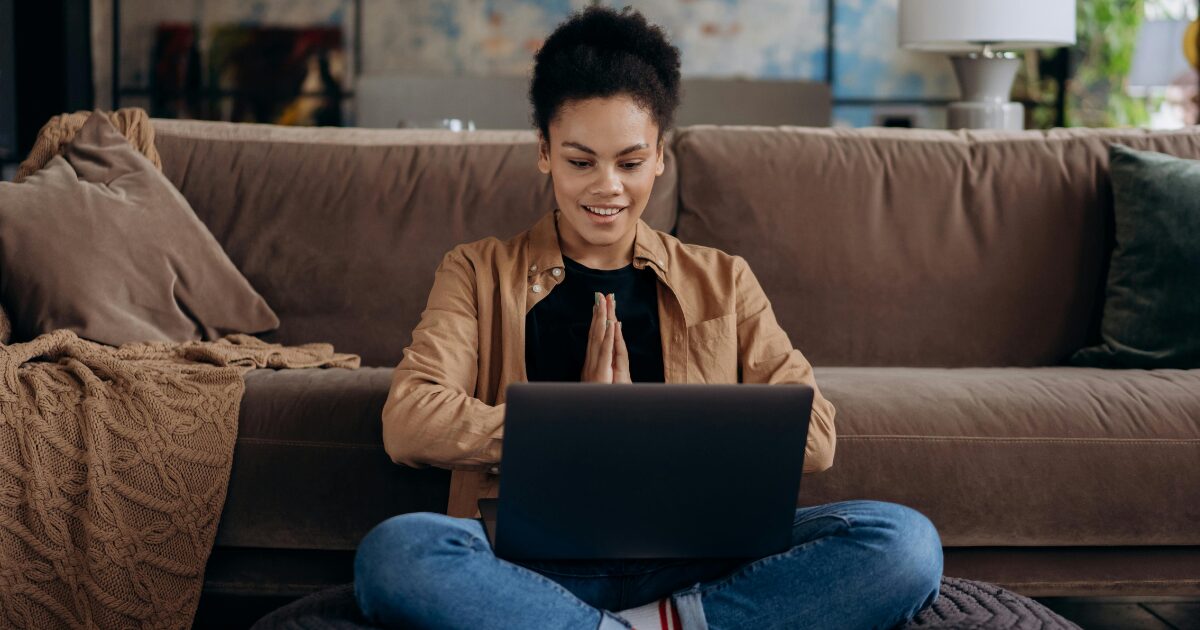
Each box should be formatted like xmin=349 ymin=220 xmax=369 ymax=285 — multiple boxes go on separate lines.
xmin=569 ymin=160 xmax=591 ymax=168
xmin=622 ymin=162 xmax=644 ymax=170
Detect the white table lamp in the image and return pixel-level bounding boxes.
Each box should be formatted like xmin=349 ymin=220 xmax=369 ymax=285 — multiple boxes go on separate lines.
xmin=899 ymin=0 xmax=1076 ymax=130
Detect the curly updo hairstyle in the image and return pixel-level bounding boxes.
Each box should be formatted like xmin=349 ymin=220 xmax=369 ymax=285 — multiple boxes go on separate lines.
xmin=529 ymin=6 xmax=682 ymax=141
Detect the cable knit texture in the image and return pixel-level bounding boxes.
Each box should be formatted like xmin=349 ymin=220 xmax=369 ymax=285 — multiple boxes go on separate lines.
xmin=13 ymin=108 xmax=161 ymax=183
xmin=0 ymin=330 xmax=359 ymax=629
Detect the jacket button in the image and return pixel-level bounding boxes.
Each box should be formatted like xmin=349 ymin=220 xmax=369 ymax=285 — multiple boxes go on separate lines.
xmin=489 ymin=465 xmax=500 ymax=475
xmin=551 ymin=268 xmax=562 ymax=277
xmin=532 ymin=284 xmax=543 ymax=293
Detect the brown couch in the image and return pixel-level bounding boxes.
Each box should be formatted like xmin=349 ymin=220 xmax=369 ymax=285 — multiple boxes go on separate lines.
xmin=148 ymin=119 xmax=1200 ymax=602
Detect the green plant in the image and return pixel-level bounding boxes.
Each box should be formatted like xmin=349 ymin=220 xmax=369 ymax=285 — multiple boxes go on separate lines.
xmin=1069 ymin=0 xmax=1150 ymax=127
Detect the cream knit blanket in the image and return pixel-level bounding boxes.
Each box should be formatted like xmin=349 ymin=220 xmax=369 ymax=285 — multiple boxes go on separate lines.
xmin=0 ymin=330 xmax=358 ymax=629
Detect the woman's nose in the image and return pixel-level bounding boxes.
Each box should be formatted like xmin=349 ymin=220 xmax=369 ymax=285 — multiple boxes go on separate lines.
xmin=590 ymin=166 xmax=623 ymax=196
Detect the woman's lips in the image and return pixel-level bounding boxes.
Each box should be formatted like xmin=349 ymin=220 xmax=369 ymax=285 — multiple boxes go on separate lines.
xmin=582 ymin=204 xmax=626 ymax=224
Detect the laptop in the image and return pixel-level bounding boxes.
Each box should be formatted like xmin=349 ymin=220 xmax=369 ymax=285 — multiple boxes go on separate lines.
xmin=479 ymin=382 xmax=813 ymax=561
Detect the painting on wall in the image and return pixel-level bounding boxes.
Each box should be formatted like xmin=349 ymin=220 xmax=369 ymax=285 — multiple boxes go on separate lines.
xmin=150 ymin=22 xmax=346 ymax=125
xmin=831 ymin=0 xmax=957 ymax=128
xmin=612 ymin=0 xmax=828 ymax=80
xmin=208 ymin=25 xmax=345 ymax=125
xmin=833 ymin=0 xmax=956 ymax=100
xmin=362 ymin=0 xmax=589 ymax=76
xmin=104 ymin=0 xmax=973 ymax=128
xmin=102 ymin=0 xmax=355 ymax=124
xmin=366 ymin=0 xmax=954 ymax=128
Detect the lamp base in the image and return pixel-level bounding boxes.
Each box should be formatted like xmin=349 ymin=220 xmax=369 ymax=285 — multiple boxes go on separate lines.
xmin=947 ymin=101 xmax=1024 ymax=130
xmin=947 ymin=54 xmax=1025 ymax=130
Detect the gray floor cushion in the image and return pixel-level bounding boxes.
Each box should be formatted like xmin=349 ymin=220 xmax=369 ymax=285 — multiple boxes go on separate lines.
xmin=251 ymin=576 xmax=1080 ymax=629
xmin=904 ymin=576 xmax=1081 ymax=629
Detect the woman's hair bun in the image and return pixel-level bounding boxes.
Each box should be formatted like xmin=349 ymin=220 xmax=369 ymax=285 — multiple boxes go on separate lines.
xmin=530 ymin=6 xmax=682 ymax=139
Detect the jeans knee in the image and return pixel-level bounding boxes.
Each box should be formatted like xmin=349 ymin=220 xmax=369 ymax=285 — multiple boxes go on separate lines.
xmin=876 ymin=502 xmax=944 ymax=610
xmin=354 ymin=512 xmax=477 ymax=621
xmin=357 ymin=512 xmax=455 ymax=567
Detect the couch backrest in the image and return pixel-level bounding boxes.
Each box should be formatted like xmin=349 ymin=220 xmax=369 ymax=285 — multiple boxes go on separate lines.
xmin=153 ymin=119 xmax=678 ymax=367
xmin=673 ymin=126 xmax=1200 ymax=367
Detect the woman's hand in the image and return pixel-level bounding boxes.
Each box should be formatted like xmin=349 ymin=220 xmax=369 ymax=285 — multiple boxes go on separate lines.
xmin=581 ymin=292 xmax=632 ymax=384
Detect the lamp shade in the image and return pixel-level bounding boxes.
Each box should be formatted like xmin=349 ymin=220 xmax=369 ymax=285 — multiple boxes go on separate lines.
xmin=1128 ymin=20 xmax=1194 ymax=89
xmin=899 ymin=0 xmax=1076 ymax=52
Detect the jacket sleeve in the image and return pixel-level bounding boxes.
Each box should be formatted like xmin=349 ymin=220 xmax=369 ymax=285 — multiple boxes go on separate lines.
xmin=382 ymin=247 xmax=504 ymax=471
xmin=733 ymin=255 xmax=837 ymax=473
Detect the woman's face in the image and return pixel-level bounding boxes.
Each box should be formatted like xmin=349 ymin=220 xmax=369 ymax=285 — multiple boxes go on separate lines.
xmin=538 ymin=95 xmax=665 ymax=261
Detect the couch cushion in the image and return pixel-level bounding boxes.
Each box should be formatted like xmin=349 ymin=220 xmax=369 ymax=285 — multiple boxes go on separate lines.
xmin=804 ymin=367 xmax=1200 ymax=547
xmin=1072 ymin=144 xmax=1200 ymax=369
xmin=0 ymin=112 xmax=278 ymax=345
xmin=153 ymin=120 xmax=678 ymax=367
xmin=673 ymin=126 xmax=1200 ymax=367
xmin=213 ymin=368 xmax=449 ymax=550
xmin=218 ymin=366 xmax=1200 ymax=552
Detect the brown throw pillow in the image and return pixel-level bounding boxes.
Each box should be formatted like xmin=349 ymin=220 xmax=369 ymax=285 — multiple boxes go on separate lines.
xmin=0 ymin=111 xmax=279 ymax=345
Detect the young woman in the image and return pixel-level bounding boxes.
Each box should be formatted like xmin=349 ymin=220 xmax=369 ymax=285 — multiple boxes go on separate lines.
xmin=355 ymin=8 xmax=942 ymax=629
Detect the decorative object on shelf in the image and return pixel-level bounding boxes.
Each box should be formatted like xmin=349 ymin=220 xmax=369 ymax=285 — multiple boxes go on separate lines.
xmin=898 ymin=0 xmax=1075 ymax=130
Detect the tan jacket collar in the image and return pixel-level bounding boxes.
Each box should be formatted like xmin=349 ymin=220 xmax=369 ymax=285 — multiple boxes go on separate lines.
xmin=526 ymin=209 xmax=669 ymax=276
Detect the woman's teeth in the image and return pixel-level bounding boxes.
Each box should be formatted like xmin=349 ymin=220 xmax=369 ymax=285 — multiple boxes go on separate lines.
xmin=584 ymin=206 xmax=624 ymax=216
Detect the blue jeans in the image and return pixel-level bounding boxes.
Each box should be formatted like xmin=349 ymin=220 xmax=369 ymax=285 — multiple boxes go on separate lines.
xmin=354 ymin=499 xmax=942 ymax=630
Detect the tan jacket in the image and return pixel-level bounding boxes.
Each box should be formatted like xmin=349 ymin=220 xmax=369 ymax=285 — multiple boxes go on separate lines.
xmin=383 ymin=210 xmax=837 ymax=517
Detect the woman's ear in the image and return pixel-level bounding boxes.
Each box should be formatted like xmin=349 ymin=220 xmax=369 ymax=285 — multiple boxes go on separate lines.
xmin=655 ymin=138 xmax=666 ymax=176
xmin=537 ymin=133 xmax=551 ymax=175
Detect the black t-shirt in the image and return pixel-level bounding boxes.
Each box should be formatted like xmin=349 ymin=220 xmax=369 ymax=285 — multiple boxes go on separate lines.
xmin=525 ymin=256 xmax=664 ymax=383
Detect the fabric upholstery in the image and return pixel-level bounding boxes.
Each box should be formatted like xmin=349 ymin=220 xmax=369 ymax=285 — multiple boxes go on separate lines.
xmin=214 ymin=368 xmax=449 ymax=550
xmin=0 ymin=113 xmax=278 ymax=345
xmin=249 ymin=584 xmax=370 ymax=629
xmin=14 ymin=107 xmax=162 ymax=182
xmin=942 ymin=547 xmax=1200 ymax=597
xmin=1072 ymin=144 xmax=1200 ymax=369
xmin=673 ymin=126 xmax=1200 ymax=367
xmin=214 ymin=366 xmax=1199 ymax=554
xmin=3 ymin=106 xmax=165 ymax=342
xmin=152 ymin=120 xmax=678 ymax=368
xmin=804 ymin=366 xmax=1200 ymax=547
xmin=148 ymin=121 xmax=1200 ymax=601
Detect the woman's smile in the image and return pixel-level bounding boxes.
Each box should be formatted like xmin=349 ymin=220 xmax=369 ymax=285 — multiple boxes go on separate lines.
xmin=581 ymin=204 xmax=627 ymax=224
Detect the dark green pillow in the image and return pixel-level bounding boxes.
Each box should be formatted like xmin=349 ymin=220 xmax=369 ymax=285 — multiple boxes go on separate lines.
xmin=1071 ymin=143 xmax=1200 ymax=369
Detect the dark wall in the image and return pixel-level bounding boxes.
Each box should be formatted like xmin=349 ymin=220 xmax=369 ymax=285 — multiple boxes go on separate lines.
xmin=0 ymin=0 xmax=15 ymax=161
xmin=6 ymin=0 xmax=92 ymax=162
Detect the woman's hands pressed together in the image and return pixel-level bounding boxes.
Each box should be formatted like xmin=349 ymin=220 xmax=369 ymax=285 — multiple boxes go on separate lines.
xmin=580 ymin=292 xmax=632 ymax=384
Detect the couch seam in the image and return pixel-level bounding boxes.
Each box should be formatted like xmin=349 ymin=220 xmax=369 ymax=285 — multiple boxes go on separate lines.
xmin=843 ymin=436 xmax=1200 ymax=445
xmin=235 ymin=437 xmax=385 ymax=450
xmin=999 ymin=579 xmax=1200 ymax=587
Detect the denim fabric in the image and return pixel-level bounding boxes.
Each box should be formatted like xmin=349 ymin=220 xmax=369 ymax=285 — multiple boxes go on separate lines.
xmin=354 ymin=499 xmax=942 ymax=630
